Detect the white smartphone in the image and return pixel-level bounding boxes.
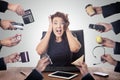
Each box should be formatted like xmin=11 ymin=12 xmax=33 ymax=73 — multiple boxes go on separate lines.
xmin=48 ymin=71 xmax=78 ymax=79
xmin=11 ymin=22 xmax=24 ymax=30
xmin=93 ymin=72 xmax=109 ymax=77
xmin=41 ymin=53 xmax=53 ymax=64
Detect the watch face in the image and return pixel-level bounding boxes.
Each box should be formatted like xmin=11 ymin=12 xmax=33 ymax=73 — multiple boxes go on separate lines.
xmin=22 ymin=9 xmax=34 ymax=24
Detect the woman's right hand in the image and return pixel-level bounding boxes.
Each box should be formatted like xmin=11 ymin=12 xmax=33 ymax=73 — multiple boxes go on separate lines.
xmin=48 ymin=16 xmax=53 ymax=32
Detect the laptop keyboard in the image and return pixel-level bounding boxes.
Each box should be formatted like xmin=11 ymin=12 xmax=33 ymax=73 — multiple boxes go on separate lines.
xmin=44 ymin=66 xmax=80 ymax=72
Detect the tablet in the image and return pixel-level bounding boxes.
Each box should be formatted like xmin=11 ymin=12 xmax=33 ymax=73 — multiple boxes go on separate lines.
xmin=48 ymin=71 xmax=78 ymax=79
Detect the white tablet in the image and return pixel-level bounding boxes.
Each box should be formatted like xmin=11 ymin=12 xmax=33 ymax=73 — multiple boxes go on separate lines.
xmin=48 ymin=71 xmax=78 ymax=79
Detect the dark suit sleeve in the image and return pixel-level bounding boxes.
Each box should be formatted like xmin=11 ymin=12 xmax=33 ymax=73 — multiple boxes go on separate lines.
xmin=0 ymin=45 xmax=2 ymax=51
xmin=0 ymin=39 xmax=3 ymax=51
xmin=114 ymin=61 xmax=120 ymax=72
xmin=25 ymin=69 xmax=43 ymax=80
xmin=81 ymin=73 xmax=95 ymax=80
xmin=114 ymin=42 xmax=120 ymax=54
xmin=0 ymin=57 xmax=7 ymax=70
xmin=0 ymin=0 xmax=8 ymax=12
xmin=111 ymin=20 xmax=120 ymax=34
xmin=102 ymin=2 xmax=120 ymax=18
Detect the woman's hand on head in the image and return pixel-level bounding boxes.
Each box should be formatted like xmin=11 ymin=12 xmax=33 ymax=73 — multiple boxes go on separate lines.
xmin=48 ymin=16 xmax=53 ymax=32
xmin=64 ymin=14 xmax=70 ymax=30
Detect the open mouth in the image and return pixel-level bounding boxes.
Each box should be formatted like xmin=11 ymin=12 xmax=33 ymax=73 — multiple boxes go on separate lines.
xmin=55 ymin=28 xmax=63 ymax=36
xmin=56 ymin=29 xmax=62 ymax=33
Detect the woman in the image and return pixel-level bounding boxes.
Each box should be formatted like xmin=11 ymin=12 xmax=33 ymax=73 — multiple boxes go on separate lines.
xmin=36 ymin=12 xmax=81 ymax=66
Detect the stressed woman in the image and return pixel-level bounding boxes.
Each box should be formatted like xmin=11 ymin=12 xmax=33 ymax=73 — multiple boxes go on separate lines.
xmin=36 ymin=12 xmax=81 ymax=66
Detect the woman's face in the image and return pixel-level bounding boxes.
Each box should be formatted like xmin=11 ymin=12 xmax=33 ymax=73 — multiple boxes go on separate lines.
xmin=52 ymin=17 xmax=65 ymax=38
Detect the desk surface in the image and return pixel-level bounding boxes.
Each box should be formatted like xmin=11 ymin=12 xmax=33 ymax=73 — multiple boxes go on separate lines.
xmin=0 ymin=67 xmax=120 ymax=80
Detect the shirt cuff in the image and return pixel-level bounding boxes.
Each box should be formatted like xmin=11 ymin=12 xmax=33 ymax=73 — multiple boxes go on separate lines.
xmin=0 ymin=57 xmax=7 ymax=70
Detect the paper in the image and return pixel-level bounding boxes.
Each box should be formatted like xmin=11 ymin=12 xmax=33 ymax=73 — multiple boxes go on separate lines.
xmin=71 ymin=55 xmax=84 ymax=66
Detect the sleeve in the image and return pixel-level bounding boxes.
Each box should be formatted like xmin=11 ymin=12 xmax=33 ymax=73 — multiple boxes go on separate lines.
xmin=0 ymin=39 xmax=3 ymax=51
xmin=0 ymin=0 xmax=8 ymax=12
xmin=0 ymin=44 xmax=2 ymax=51
xmin=0 ymin=57 xmax=7 ymax=70
xmin=25 ymin=69 xmax=43 ymax=80
xmin=81 ymin=73 xmax=95 ymax=80
xmin=101 ymin=2 xmax=120 ymax=18
xmin=114 ymin=42 xmax=120 ymax=54
xmin=111 ymin=20 xmax=120 ymax=34
xmin=114 ymin=61 xmax=120 ymax=72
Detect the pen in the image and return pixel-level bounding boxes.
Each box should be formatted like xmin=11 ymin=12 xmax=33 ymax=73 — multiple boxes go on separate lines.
xmin=20 ymin=71 xmax=27 ymax=76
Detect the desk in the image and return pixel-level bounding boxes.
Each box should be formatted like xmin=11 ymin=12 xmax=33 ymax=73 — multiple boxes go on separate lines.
xmin=0 ymin=67 xmax=120 ymax=80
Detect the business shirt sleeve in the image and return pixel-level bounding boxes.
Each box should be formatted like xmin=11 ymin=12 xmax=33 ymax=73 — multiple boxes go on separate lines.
xmin=0 ymin=0 xmax=8 ymax=12
xmin=81 ymin=73 xmax=95 ymax=80
xmin=114 ymin=61 xmax=120 ymax=72
xmin=25 ymin=69 xmax=43 ymax=80
xmin=111 ymin=20 xmax=120 ymax=34
xmin=0 ymin=57 xmax=7 ymax=70
xmin=114 ymin=42 xmax=120 ymax=54
xmin=102 ymin=2 xmax=120 ymax=18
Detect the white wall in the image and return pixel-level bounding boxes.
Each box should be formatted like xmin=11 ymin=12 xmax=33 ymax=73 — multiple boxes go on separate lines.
xmin=0 ymin=0 xmax=120 ymax=68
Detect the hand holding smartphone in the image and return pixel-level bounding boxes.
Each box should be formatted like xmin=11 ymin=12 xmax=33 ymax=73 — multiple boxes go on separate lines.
xmin=41 ymin=53 xmax=53 ymax=64
xmin=11 ymin=22 xmax=24 ymax=30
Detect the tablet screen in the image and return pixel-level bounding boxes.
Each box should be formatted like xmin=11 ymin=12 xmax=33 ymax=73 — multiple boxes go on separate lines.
xmin=52 ymin=72 xmax=74 ymax=77
xmin=48 ymin=71 xmax=78 ymax=79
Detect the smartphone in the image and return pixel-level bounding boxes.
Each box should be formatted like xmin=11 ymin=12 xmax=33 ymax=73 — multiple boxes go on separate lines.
xmin=89 ymin=24 xmax=105 ymax=32
xmin=11 ymin=22 xmax=24 ymax=30
xmin=41 ymin=53 xmax=53 ymax=64
xmin=22 ymin=9 xmax=34 ymax=24
xmin=93 ymin=72 xmax=109 ymax=77
xmin=48 ymin=71 xmax=78 ymax=79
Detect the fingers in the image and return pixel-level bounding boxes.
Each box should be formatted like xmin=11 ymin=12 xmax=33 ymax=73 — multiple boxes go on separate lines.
xmin=16 ymin=4 xmax=25 ymax=16
xmin=101 ymin=55 xmax=107 ymax=61
xmin=41 ymin=57 xmax=50 ymax=68
xmin=49 ymin=15 xmax=52 ymax=26
xmin=76 ymin=62 xmax=85 ymax=68
xmin=48 ymin=15 xmax=52 ymax=23
xmin=11 ymin=34 xmax=22 ymax=41
xmin=8 ymin=23 xmax=15 ymax=30
xmin=101 ymin=54 xmax=111 ymax=61
xmin=41 ymin=57 xmax=49 ymax=64
xmin=1 ymin=20 xmax=14 ymax=30
xmin=36 ymin=57 xmax=50 ymax=72
xmin=12 ymin=53 xmax=20 ymax=62
xmin=48 ymin=15 xmax=53 ymax=32
xmin=6 ymin=53 xmax=20 ymax=63
xmin=4 ymin=34 xmax=22 ymax=47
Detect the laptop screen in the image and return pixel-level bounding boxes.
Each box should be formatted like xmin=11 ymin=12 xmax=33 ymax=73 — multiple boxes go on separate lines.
xmin=40 ymin=30 xmax=85 ymax=71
